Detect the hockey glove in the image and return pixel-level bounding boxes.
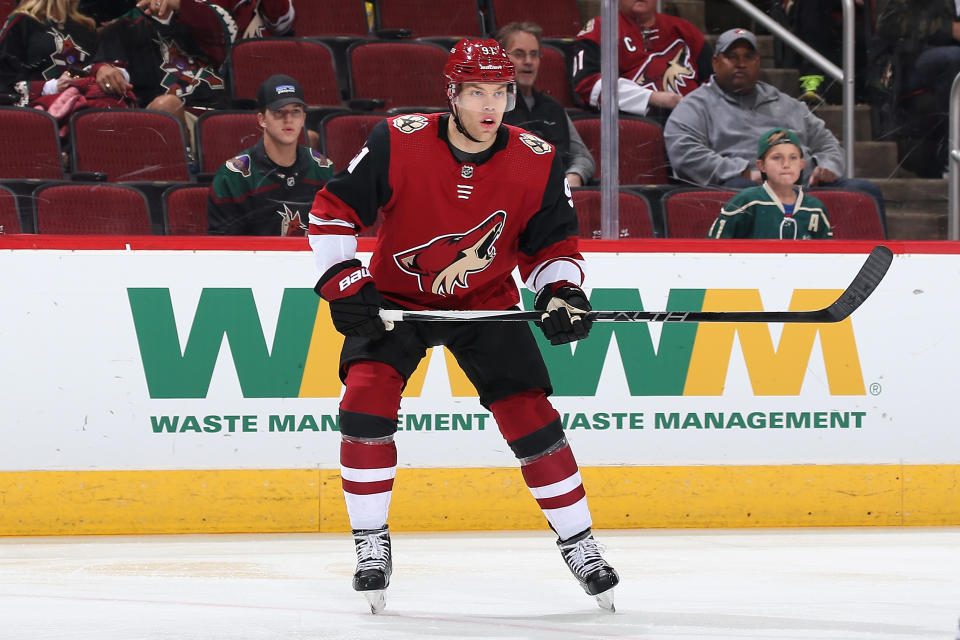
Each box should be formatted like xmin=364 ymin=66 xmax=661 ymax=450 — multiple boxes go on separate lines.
xmin=533 ymin=281 xmax=592 ymax=345
xmin=315 ymin=259 xmax=393 ymax=339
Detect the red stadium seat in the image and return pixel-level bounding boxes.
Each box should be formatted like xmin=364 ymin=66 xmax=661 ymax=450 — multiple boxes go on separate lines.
xmin=347 ymin=40 xmax=450 ymax=111
xmin=195 ymin=110 xmax=263 ymax=174
xmin=489 ymin=0 xmax=583 ymax=38
xmin=662 ymin=188 xmax=737 ymax=238
xmin=320 ymin=111 xmax=385 ymax=174
xmin=571 ymin=115 xmax=669 ymax=184
xmin=163 ymin=184 xmax=210 ymax=235
xmin=70 ymin=109 xmax=190 ymax=182
xmin=33 ymin=183 xmax=152 ymax=234
xmin=572 ymin=187 xmax=655 ymax=239
xmin=537 ymin=43 xmax=574 ymax=108
xmin=376 ymin=0 xmax=484 ymax=38
xmin=294 ymin=1 xmax=370 ymax=36
xmin=0 ymin=107 xmax=64 ymax=179
xmin=228 ymin=38 xmax=343 ymax=107
xmin=808 ymin=188 xmax=886 ymax=239
xmin=0 ymin=184 xmax=19 ymax=233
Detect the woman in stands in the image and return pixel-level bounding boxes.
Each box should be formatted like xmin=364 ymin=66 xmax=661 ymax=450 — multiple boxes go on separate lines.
xmin=0 ymin=0 xmax=99 ymax=107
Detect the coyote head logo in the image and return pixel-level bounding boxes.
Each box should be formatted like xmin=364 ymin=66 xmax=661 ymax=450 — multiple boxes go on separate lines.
xmin=393 ymin=211 xmax=506 ymax=296
xmin=630 ymin=39 xmax=695 ymax=94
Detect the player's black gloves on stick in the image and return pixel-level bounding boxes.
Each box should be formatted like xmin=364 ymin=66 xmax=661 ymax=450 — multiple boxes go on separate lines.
xmin=316 ymin=259 xmax=393 ymax=339
xmin=534 ymin=281 xmax=593 ymax=345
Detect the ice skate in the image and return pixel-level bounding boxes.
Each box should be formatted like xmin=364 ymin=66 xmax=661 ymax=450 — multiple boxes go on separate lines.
xmin=557 ymin=528 xmax=619 ymax=612
xmin=352 ymin=525 xmax=392 ymax=614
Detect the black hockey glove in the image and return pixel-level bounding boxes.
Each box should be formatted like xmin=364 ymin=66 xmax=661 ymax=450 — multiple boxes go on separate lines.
xmin=315 ymin=259 xmax=393 ymax=339
xmin=533 ymin=281 xmax=593 ymax=345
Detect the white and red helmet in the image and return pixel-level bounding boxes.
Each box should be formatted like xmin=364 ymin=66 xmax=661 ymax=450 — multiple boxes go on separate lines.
xmin=444 ymin=39 xmax=517 ymax=111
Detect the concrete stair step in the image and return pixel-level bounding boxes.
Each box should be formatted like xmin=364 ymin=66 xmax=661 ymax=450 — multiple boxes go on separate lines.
xmin=663 ymin=0 xmax=707 ymax=33
xmin=884 ymin=210 xmax=947 ymax=240
xmin=873 ymin=178 xmax=948 ymax=203
xmin=810 ymin=104 xmax=872 ymax=142
xmin=873 ymin=178 xmax=947 ymax=240
xmin=852 ymin=141 xmax=899 ymax=179
xmin=758 ymin=67 xmax=799 ymax=96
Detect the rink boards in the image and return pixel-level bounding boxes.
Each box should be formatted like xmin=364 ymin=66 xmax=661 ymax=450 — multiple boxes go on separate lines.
xmin=1 ymin=237 xmax=958 ymax=535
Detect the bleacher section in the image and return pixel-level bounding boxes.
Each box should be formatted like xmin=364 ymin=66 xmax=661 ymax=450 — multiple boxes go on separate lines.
xmin=1 ymin=0 xmax=930 ymax=239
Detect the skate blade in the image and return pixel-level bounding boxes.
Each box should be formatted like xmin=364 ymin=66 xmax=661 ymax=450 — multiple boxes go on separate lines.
xmin=594 ymin=589 xmax=615 ymax=612
xmin=363 ymin=589 xmax=386 ymax=614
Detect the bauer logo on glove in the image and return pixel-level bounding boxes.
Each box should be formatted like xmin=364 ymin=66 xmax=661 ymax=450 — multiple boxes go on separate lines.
xmin=316 ymin=259 xmax=393 ymax=339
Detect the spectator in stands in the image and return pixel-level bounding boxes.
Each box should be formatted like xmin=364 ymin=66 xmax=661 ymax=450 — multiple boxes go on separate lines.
xmin=209 ymin=0 xmax=293 ymax=39
xmin=873 ymin=0 xmax=960 ymax=178
xmin=707 ymin=127 xmax=832 ymax=239
xmin=0 ymin=0 xmax=99 ymax=106
xmin=571 ymin=0 xmax=710 ymax=122
xmin=772 ymin=0 xmax=866 ymax=106
xmin=497 ymin=21 xmax=594 ymax=187
xmin=664 ymin=28 xmax=886 ymax=227
xmin=208 ymin=74 xmax=333 ymax=235
xmin=91 ymin=0 xmax=234 ymax=146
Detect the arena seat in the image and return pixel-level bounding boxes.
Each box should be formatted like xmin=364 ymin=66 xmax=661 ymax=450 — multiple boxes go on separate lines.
xmin=808 ymin=188 xmax=886 ymax=239
xmin=376 ymin=0 xmax=485 ymax=38
xmin=0 ymin=107 xmax=64 ymax=179
xmin=572 ymin=187 xmax=655 ymax=239
xmin=661 ymin=188 xmax=737 ymax=237
xmin=228 ymin=38 xmax=343 ymax=107
xmin=163 ymin=183 xmax=210 ymax=235
xmin=33 ymin=183 xmax=152 ymax=234
xmin=346 ymin=40 xmax=450 ymax=112
xmin=70 ymin=109 xmax=190 ymax=182
xmin=489 ymin=0 xmax=583 ymax=38
xmin=294 ymin=1 xmax=370 ymax=36
xmin=320 ymin=111 xmax=385 ymax=174
xmin=571 ymin=114 xmax=669 ymax=185
xmin=0 ymin=184 xmax=19 ymax=233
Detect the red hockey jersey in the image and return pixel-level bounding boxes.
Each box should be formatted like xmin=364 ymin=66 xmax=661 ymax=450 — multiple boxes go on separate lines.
xmin=308 ymin=112 xmax=584 ymax=311
xmin=573 ymin=12 xmax=707 ymax=102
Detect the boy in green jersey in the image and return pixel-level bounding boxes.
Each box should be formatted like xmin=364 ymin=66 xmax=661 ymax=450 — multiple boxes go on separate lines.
xmin=707 ymin=127 xmax=833 ymax=239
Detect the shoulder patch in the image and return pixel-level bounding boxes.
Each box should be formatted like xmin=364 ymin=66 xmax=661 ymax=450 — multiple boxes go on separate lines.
xmin=226 ymin=154 xmax=252 ymax=177
xmin=577 ymin=18 xmax=595 ymax=38
xmin=392 ymin=114 xmax=429 ymax=134
xmin=310 ymin=148 xmax=333 ymax=168
xmin=519 ymin=132 xmax=552 ymax=155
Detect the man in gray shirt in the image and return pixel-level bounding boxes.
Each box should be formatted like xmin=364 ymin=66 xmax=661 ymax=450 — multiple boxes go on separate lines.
xmin=664 ymin=28 xmax=885 ymax=227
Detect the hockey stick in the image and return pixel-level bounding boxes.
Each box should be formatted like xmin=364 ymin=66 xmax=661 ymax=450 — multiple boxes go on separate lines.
xmin=379 ymin=245 xmax=893 ymax=324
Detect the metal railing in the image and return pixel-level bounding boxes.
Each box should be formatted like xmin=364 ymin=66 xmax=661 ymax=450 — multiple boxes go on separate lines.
xmin=600 ymin=0 xmax=856 ymax=238
xmin=949 ymin=72 xmax=960 ymax=240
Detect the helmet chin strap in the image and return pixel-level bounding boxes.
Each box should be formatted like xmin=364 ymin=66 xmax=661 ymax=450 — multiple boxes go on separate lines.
xmin=449 ymin=99 xmax=483 ymax=144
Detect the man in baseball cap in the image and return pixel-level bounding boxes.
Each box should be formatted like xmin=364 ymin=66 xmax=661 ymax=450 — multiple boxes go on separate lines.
xmin=713 ymin=28 xmax=758 ymax=54
xmin=208 ymin=73 xmax=332 ymax=235
xmin=257 ymin=74 xmax=307 ymax=111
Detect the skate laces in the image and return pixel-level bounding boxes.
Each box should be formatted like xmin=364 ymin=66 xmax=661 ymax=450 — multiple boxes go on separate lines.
xmin=561 ymin=535 xmax=608 ymax=580
xmin=355 ymin=531 xmax=390 ymax=572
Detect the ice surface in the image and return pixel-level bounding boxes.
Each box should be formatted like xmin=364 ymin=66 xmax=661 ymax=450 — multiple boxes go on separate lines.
xmin=1 ymin=527 xmax=958 ymax=639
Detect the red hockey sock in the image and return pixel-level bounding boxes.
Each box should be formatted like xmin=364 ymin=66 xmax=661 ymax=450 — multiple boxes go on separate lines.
xmin=340 ymin=436 xmax=397 ymax=531
xmin=520 ymin=444 xmax=592 ymax=540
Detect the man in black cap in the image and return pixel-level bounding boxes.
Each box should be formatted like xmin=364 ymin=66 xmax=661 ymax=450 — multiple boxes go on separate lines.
xmin=207 ymin=74 xmax=333 ymax=235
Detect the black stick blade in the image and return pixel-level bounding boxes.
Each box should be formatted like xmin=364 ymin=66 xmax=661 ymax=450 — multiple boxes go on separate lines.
xmin=824 ymin=245 xmax=893 ymax=321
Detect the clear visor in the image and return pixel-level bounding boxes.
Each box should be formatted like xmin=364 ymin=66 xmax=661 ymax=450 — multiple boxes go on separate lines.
xmin=450 ymin=82 xmax=517 ymax=113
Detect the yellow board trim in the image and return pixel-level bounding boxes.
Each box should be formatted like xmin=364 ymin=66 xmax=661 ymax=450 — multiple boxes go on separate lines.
xmin=1 ymin=465 xmax=958 ymax=536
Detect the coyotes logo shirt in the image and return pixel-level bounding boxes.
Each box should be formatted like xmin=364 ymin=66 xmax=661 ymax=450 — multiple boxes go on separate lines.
xmin=573 ymin=12 xmax=707 ymax=102
xmin=308 ymin=113 xmax=583 ymax=311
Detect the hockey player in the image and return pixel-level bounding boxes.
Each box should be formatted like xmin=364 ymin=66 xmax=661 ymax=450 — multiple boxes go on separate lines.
xmin=307 ymin=39 xmax=619 ymax=614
